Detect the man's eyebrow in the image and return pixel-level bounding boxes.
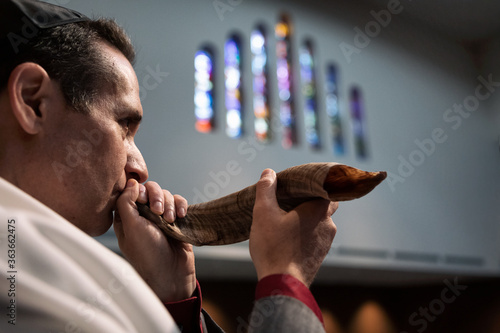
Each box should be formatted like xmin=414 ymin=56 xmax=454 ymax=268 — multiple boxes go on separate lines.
xmin=118 ymin=108 xmax=143 ymax=123
xmin=129 ymin=111 xmax=143 ymax=123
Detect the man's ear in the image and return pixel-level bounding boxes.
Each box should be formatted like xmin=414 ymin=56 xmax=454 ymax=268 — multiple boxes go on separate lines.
xmin=7 ymin=62 xmax=53 ymax=135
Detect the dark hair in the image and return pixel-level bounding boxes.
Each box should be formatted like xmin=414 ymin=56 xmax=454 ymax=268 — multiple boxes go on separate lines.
xmin=0 ymin=18 xmax=136 ymax=113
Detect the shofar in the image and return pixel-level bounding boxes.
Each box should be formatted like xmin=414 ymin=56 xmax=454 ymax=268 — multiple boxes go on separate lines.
xmin=137 ymin=163 xmax=387 ymax=246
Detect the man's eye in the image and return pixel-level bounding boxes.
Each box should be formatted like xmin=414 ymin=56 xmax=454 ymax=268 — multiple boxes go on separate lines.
xmin=120 ymin=118 xmax=131 ymax=130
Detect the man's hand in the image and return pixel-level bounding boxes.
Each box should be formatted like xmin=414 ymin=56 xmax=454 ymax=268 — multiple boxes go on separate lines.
xmin=114 ymin=179 xmax=196 ymax=302
xmin=249 ymin=169 xmax=338 ymax=287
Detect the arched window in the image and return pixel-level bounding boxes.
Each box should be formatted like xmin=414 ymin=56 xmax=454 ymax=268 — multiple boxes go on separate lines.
xmin=225 ymin=34 xmax=243 ymax=138
xmin=275 ymin=15 xmax=296 ymax=149
xmin=251 ymin=25 xmax=270 ymax=142
xmin=350 ymin=87 xmax=368 ymax=158
xmin=300 ymin=39 xmax=320 ymax=149
xmin=325 ymin=64 xmax=345 ymax=155
xmin=194 ymin=47 xmax=215 ymax=133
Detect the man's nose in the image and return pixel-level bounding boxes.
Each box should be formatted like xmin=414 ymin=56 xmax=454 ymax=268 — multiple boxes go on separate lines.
xmin=126 ymin=142 xmax=148 ymax=183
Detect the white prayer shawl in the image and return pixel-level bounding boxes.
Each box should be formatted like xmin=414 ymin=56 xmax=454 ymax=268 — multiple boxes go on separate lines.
xmin=0 ymin=178 xmax=179 ymax=333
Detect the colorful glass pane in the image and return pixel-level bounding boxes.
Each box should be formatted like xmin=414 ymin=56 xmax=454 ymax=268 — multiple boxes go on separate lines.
xmin=350 ymin=87 xmax=368 ymax=158
xmin=194 ymin=48 xmax=215 ymax=133
xmin=299 ymin=40 xmax=320 ymax=149
xmin=225 ymin=35 xmax=243 ymax=138
xmin=251 ymin=26 xmax=270 ymax=142
xmin=326 ymin=64 xmax=345 ymax=155
xmin=275 ymin=16 xmax=296 ymax=149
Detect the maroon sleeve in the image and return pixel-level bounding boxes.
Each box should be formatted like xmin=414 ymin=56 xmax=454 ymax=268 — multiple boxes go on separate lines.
xmin=164 ymin=275 xmax=324 ymax=331
xmin=255 ymin=274 xmax=324 ymax=326
xmin=164 ymin=280 xmax=204 ymax=333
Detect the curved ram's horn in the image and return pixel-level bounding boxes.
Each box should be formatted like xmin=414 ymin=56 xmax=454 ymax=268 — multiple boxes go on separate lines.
xmin=137 ymin=163 xmax=387 ymax=246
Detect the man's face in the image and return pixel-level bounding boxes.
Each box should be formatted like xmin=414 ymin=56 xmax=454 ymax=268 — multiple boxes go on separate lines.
xmin=41 ymin=42 xmax=148 ymax=236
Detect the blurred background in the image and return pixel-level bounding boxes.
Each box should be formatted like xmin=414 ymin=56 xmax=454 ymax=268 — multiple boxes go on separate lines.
xmin=52 ymin=0 xmax=500 ymax=331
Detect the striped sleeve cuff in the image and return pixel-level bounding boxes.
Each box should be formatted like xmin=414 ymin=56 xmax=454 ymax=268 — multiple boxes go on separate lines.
xmin=255 ymin=274 xmax=324 ymax=325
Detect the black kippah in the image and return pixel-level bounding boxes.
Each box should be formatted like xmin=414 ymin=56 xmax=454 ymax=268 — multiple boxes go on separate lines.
xmin=0 ymin=0 xmax=89 ymax=61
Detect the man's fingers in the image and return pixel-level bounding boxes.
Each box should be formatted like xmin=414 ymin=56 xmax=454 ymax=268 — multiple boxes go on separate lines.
xmin=137 ymin=183 xmax=147 ymax=203
xmin=293 ymin=198 xmax=330 ymax=220
xmin=144 ymin=181 xmax=164 ymax=214
xmin=163 ymin=190 xmax=176 ymax=222
xmin=174 ymin=194 xmax=188 ymax=218
xmin=135 ymin=181 xmax=189 ymax=224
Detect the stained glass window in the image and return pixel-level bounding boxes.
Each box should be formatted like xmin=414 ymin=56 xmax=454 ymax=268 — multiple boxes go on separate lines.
xmin=194 ymin=47 xmax=215 ymax=133
xmin=275 ymin=16 xmax=296 ymax=149
xmin=225 ymin=35 xmax=243 ymax=138
xmin=350 ymin=87 xmax=368 ymax=158
xmin=326 ymin=64 xmax=345 ymax=155
xmin=251 ymin=26 xmax=270 ymax=142
xmin=299 ymin=40 xmax=320 ymax=149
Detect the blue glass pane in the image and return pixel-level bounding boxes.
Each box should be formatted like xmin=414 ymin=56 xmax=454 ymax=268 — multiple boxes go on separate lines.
xmin=300 ymin=41 xmax=320 ymax=149
xmin=326 ymin=64 xmax=345 ymax=155
xmin=225 ymin=36 xmax=243 ymax=138
xmin=350 ymin=87 xmax=368 ymax=158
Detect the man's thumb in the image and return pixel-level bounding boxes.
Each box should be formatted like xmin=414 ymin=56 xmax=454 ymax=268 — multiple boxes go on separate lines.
xmin=254 ymin=169 xmax=278 ymax=209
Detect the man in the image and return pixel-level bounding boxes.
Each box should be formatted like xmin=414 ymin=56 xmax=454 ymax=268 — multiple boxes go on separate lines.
xmin=0 ymin=1 xmax=338 ymax=332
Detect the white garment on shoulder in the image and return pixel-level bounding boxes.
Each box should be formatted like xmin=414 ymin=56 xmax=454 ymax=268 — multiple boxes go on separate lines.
xmin=0 ymin=178 xmax=179 ymax=333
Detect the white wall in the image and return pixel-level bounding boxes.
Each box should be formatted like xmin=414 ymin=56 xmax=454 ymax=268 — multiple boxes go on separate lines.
xmin=61 ymin=0 xmax=500 ymax=281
